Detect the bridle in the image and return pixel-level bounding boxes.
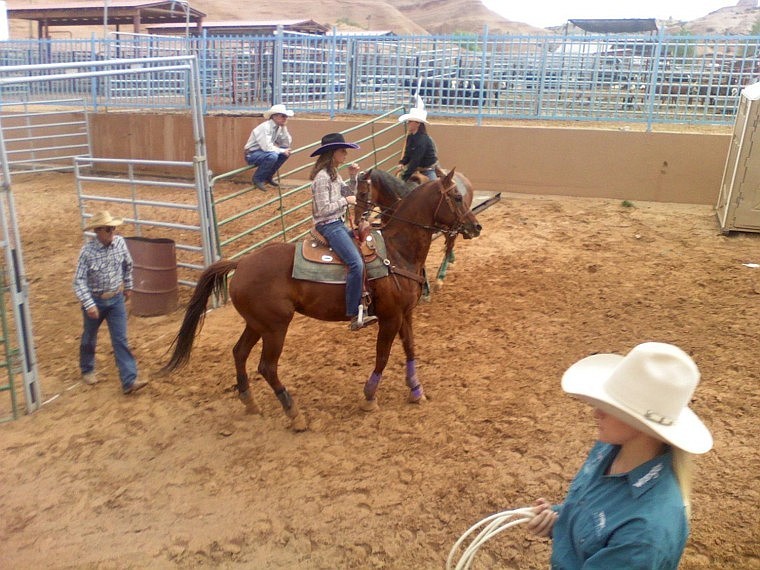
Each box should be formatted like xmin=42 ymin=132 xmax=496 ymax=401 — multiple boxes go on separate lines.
xmin=356 ymin=174 xmax=471 ymax=238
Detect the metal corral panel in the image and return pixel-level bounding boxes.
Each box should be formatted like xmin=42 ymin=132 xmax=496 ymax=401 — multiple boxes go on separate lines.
xmin=716 ymin=81 xmax=760 ymax=234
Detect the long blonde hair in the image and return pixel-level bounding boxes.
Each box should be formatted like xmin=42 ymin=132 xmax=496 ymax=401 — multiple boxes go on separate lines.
xmin=672 ymin=447 xmax=695 ymax=518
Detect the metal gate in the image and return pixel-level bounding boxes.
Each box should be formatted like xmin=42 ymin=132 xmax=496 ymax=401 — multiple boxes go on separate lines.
xmin=0 ymin=98 xmax=91 ymax=173
xmin=716 ymin=81 xmax=760 ymax=233
xmin=0 ymin=55 xmax=213 ymax=418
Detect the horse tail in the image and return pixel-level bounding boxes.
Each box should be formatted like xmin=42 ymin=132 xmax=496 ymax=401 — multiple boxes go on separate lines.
xmin=160 ymin=259 xmax=239 ymax=374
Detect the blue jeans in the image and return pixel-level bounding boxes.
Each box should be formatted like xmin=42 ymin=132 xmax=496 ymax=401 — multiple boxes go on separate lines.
xmin=80 ymin=293 xmax=138 ymax=390
xmin=244 ymin=149 xmax=289 ymax=184
xmin=316 ymin=220 xmax=363 ymax=317
xmin=421 ymin=168 xmax=438 ymax=180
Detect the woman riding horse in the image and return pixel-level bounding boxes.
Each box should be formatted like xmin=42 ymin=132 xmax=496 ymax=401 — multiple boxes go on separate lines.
xmin=162 ymin=169 xmax=481 ymax=431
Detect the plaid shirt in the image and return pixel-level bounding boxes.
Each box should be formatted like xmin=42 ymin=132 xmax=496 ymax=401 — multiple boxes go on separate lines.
xmin=311 ymin=169 xmax=357 ymax=225
xmin=73 ymin=234 xmax=133 ymax=310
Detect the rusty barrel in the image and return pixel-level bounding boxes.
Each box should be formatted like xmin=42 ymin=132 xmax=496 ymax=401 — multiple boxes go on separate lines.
xmin=124 ymin=237 xmax=178 ymax=316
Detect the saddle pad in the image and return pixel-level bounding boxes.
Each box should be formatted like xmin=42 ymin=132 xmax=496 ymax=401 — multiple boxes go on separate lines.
xmin=292 ymin=230 xmax=390 ymax=284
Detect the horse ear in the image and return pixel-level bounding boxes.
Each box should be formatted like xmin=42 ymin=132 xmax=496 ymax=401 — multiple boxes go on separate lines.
xmin=441 ymin=168 xmax=456 ymax=191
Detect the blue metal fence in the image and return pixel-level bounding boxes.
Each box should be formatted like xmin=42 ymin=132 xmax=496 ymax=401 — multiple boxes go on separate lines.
xmin=1 ymin=30 xmax=759 ymax=126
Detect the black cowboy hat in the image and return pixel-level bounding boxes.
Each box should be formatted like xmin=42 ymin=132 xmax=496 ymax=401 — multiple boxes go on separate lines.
xmin=310 ymin=133 xmax=360 ymax=157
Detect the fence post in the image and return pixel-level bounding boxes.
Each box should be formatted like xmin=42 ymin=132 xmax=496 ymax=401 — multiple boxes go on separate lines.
xmin=645 ymin=26 xmax=666 ymax=132
xmin=329 ymin=29 xmax=338 ymax=119
xmin=477 ymin=25 xmax=489 ymax=126
xmin=273 ymin=25 xmax=283 ymax=105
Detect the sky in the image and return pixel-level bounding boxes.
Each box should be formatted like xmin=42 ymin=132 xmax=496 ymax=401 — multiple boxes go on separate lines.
xmin=481 ymin=0 xmax=737 ymax=29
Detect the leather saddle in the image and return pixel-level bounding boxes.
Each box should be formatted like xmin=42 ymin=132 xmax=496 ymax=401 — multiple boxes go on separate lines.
xmin=301 ymin=221 xmax=378 ymax=265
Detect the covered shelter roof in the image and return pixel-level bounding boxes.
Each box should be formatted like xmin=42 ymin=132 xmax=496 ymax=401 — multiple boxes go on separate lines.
xmin=567 ymin=18 xmax=658 ymax=34
xmin=146 ymin=19 xmax=328 ymax=36
xmin=6 ymin=1 xmax=206 ymax=38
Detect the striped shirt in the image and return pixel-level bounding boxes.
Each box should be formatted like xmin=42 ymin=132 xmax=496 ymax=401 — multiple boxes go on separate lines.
xmin=73 ymin=234 xmax=134 ymax=310
xmin=311 ymin=169 xmax=357 ymax=225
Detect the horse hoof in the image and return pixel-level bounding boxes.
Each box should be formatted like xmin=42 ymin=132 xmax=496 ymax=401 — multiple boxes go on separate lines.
xmin=290 ymin=412 xmax=308 ymax=432
xmin=408 ymin=393 xmax=428 ymax=404
xmin=433 ymin=279 xmax=444 ymax=292
xmin=360 ymin=398 xmax=379 ymax=412
xmin=238 ymin=391 xmax=261 ymax=415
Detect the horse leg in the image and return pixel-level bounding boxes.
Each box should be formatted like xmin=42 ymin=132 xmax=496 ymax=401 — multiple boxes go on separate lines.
xmin=359 ymin=319 xmax=399 ymax=412
xmin=399 ymin=312 xmax=426 ymax=404
xmin=434 ymin=237 xmax=457 ymax=291
xmin=233 ymin=326 xmax=261 ymax=415
xmin=258 ymin=328 xmax=308 ymax=432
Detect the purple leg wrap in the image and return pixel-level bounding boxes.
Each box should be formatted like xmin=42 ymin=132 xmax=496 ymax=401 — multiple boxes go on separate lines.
xmin=406 ymin=360 xmax=424 ymax=399
xmin=364 ymin=371 xmax=382 ymax=400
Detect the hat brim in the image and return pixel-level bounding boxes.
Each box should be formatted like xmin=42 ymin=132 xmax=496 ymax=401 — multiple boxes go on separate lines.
xmin=399 ymin=113 xmax=428 ymax=124
xmin=561 ymin=354 xmax=713 ymax=454
xmin=309 ymin=142 xmax=360 ymax=157
xmin=85 ymin=218 xmax=123 ymax=231
xmin=264 ymin=109 xmax=294 ymax=119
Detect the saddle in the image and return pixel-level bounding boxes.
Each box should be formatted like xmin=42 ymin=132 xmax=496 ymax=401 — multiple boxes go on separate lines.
xmin=292 ymin=223 xmax=390 ymax=285
xmin=301 ymin=220 xmax=377 ymax=265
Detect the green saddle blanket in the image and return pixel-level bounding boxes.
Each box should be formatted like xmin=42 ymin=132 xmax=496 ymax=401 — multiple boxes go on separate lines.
xmin=292 ymin=229 xmax=390 ymax=284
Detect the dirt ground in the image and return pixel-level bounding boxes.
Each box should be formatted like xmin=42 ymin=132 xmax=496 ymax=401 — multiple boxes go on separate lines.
xmin=1 ymin=170 xmax=759 ymax=569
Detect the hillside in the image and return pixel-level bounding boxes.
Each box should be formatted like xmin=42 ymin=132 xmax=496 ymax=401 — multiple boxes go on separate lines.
xmin=5 ymin=0 xmax=760 ymax=38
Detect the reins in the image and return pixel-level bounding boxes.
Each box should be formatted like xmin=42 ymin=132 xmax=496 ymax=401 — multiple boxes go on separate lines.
xmin=356 ymin=181 xmax=468 ymax=238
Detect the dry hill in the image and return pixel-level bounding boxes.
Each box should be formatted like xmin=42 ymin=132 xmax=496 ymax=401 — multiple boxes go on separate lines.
xmin=5 ymin=0 xmax=760 ymax=38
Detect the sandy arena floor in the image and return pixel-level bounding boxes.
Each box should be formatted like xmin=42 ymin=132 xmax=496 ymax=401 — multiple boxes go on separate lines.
xmin=1 ymin=170 xmax=759 ymax=568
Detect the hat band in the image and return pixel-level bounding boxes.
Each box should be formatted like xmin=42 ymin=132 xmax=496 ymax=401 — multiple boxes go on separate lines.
xmin=645 ymin=410 xmax=674 ymax=426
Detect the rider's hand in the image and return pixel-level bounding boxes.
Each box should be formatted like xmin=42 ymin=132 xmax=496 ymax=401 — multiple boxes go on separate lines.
xmin=526 ymin=498 xmax=557 ymax=538
xmin=346 ymin=196 xmax=357 ymax=206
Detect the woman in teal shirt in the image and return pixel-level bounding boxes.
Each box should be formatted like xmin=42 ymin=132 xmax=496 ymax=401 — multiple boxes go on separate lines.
xmin=528 ymin=342 xmax=713 ymax=569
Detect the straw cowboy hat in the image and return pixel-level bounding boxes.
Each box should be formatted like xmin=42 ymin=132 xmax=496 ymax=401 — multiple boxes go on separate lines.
xmin=398 ymin=107 xmax=429 ymax=124
xmin=561 ymin=342 xmax=713 ymax=454
xmin=263 ymin=103 xmax=294 ymax=119
xmin=85 ymin=211 xmax=124 ymax=231
xmin=309 ymin=132 xmax=360 ymax=157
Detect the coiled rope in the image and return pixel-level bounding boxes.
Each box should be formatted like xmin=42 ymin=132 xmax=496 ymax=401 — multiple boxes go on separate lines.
xmin=446 ymin=507 xmax=536 ymax=570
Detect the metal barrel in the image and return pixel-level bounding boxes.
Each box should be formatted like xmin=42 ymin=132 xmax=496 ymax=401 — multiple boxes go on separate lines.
xmin=124 ymin=237 xmax=178 ymax=317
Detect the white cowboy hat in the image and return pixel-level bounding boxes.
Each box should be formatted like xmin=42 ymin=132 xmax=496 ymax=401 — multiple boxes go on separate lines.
xmin=561 ymin=342 xmax=713 ymax=454
xmin=263 ymin=103 xmax=295 ymax=119
xmin=85 ymin=210 xmax=124 ymax=230
xmin=398 ymin=107 xmax=428 ymax=124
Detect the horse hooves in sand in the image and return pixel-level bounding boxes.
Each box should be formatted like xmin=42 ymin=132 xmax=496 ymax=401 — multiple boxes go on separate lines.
xmin=408 ymin=393 xmax=428 ymax=405
xmin=238 ymin=390 xmax=262 ymax=415
xmin=359 ymin=398 xmax=379 ymax=412
xmin=289 ymin=412 xmax=309 ymax=432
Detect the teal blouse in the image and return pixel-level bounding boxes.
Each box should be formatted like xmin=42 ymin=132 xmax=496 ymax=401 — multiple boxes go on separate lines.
xmin=551 ymin=442 xmax=688 ymax=569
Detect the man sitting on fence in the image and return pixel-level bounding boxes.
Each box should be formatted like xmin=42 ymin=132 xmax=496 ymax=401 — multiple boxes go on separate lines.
xmin=243 ymin=103 xmax=294 ymax=192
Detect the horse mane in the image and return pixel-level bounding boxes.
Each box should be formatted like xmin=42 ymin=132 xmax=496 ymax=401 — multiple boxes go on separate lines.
xmin=370 ymin=168 xmax=412 ymax=199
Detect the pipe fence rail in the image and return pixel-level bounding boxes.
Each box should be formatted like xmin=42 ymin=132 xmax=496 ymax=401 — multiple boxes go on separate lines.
xmin=209 ymin=106 xmax=406 ymax=261
xmin=1 ymin=31 xmax=759 ymax=127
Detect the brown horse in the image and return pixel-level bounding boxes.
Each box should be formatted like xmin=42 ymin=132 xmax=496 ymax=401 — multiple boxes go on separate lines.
xmin=356 ymin=167 xmax=475 ymax=294
xmin=161 ymin=169 xmax=481 ymax=431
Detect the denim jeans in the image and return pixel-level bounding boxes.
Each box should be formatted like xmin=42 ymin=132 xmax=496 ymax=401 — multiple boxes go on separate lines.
xmin=421 ymin=168 xmax=438 ymax=180
xmin=316 ymin=220 xmax=363 ymax=317
xmin=244 ymin=149 xmax=289 ymax=184
xmin=80 ymin=293 xmax=138 ymax=390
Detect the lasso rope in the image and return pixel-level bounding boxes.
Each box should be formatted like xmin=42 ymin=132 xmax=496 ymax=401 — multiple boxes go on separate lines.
xmin=446 ymin=507 xmax=536 ymax=570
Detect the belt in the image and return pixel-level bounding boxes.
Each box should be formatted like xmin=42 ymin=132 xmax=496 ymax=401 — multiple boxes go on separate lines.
xmin=93 ymin=287 xmax=123 ymax=300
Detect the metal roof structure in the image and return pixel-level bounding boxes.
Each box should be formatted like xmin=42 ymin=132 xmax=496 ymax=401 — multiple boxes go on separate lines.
xmin=146 ymin=19 xmax=328 ymax=36
xmin=568 ymin=18 xmax=658 ymax=34
xmin=6 ymin=1 xmax=206 ymax=38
